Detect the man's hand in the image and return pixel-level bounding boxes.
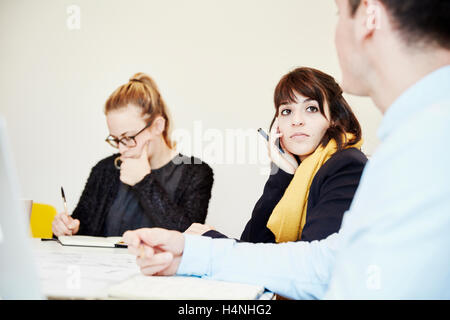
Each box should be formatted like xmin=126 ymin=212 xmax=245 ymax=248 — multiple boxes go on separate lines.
xmin=120 ymin=142 xmax=151 ymax=186
xmin=123 ymin=228 xmax=185 ymax=276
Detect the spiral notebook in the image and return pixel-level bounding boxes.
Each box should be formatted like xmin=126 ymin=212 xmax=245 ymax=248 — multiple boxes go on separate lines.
xmin=57 ymin=235 xmax=127 ymax=248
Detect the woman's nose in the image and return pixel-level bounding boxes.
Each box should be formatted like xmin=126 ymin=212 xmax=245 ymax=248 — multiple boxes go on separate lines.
xmin=291 ymin=112 xmax=304 ymax=126
xmin=118 ymin=143 xmax=128 ymax=154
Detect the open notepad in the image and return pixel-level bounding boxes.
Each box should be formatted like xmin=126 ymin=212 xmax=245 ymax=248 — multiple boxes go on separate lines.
xmin=108 ymin=274 xmax=265 ymax=300
xmin=57 ymin=236 xmax=126 ymax=248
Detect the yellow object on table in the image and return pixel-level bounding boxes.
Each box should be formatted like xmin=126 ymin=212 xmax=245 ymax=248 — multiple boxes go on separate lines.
xmin=30 ymin=203 xmax=57 ymax=238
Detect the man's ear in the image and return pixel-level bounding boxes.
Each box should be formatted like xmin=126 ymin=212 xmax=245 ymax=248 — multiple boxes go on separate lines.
xmin=150 ymin=116 xmax=166 ymax=135
xmin=354 ymin=0 xmax=382 ymax=43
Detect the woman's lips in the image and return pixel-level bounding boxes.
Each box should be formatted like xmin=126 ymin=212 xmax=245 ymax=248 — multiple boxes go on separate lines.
xmin=290 ymin=132 xmax=309 ymax=140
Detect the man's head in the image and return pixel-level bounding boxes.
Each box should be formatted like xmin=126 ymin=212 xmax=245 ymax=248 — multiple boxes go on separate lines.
xmin=335 ymin=0 xmax=450 ymax=98
xmin=348 ymin=0 xmax=450 ymax=50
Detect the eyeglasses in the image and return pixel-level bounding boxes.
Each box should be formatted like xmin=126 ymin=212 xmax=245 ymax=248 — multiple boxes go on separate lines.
xmin=105 ymin=122 xmax=152 ymax=149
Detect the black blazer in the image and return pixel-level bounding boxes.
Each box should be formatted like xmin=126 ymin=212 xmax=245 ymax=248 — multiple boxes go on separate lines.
xmin=204 ymin=147 xmax=367 ymax=243
xmin=71 ymin=154 xmax=214 ymax=236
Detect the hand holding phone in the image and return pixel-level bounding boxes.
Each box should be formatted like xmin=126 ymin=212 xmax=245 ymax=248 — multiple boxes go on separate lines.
xmin=258 ymin=128 xmax=284 ymax=154
xmin=258 ymin=119 xmax=299 ymax=174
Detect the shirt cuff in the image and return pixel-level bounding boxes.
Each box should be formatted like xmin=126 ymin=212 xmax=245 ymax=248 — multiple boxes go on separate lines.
xmin=176 ymin=234 xmax=212 ymax=277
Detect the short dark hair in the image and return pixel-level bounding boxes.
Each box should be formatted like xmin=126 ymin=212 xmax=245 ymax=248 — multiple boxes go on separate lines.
xmin=271 ymin=67 xmax=362 ymax=152
xmin=348 ymin=0 xmax=450 ymax=50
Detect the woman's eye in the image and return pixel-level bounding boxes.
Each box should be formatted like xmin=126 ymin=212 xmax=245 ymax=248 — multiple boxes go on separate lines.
xmin=280 ymin=109 xmax=291 ymax=116
xmin=121 ymin=136 xmax=133 ymax=143
xmin=306 ymin=106 xmax=319 ymax=112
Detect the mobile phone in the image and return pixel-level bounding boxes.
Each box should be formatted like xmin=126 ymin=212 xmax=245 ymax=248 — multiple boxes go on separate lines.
xmin=257 ymin=128 xmax=285 ymax=154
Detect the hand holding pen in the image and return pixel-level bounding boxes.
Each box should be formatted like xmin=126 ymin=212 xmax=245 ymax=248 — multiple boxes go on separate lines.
xmin=51 ymin=187 xmax=80 ymax=237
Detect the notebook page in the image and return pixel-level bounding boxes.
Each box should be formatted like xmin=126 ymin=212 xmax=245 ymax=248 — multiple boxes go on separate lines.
xmin=108 ymin=274 xmax=265 ymax=300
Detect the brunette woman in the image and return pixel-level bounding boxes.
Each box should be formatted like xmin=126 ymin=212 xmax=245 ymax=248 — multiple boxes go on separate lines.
xmin=186 ymin=67 xmax=366 ymax=243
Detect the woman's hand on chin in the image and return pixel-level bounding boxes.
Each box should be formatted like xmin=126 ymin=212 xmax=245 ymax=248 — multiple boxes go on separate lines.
xmin=120 ymin=141 xmax=151 ymax=186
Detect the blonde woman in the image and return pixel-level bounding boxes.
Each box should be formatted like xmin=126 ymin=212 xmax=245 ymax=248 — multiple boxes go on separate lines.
xmin=52 ymin=73 xmax=214 ymax=237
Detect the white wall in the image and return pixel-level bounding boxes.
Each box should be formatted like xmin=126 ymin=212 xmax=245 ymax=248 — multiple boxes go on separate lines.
xmin=0 ymin=0 xmax=382 ymax=238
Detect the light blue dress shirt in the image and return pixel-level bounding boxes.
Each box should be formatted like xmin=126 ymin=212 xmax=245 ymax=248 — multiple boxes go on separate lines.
xmin=177 ymin=65 xmax=450 ymax=299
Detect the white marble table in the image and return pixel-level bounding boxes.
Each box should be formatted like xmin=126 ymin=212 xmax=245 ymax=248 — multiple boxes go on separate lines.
xmin=32 ymin=238 xmax=274 ymax=300
xmin=32 ymin=238 xmax=140 ymax=299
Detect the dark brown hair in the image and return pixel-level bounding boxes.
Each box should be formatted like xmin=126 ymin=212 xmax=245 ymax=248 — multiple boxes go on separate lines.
xmin=271 ymin=67 xmax=362 ymax=151
xmin=348 ymin=0 xmax=450 ymax=50
xmin=104 ymin=72 xmax=175 ymax=149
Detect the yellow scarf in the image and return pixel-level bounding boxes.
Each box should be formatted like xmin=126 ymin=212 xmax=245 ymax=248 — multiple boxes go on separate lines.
xmin=267 ymin=133 xmax=363 ymax=243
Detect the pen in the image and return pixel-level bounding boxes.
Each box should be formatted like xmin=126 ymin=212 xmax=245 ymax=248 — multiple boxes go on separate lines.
xmin=60 ymin=186 xmax=70 ymax=216
xmin=61 ymin=186 xmax=74 ymax=235
xmin=139 ymin=243 xmax=146 ymax=258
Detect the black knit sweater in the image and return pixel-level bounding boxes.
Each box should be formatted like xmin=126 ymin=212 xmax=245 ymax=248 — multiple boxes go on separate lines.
xmin=71 ymin=153 xmax=214 ymax=236
xmin=205 ymin=147 xmax=367 ymax=243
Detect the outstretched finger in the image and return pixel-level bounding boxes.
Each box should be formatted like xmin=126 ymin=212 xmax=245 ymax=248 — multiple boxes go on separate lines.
xmin=138 ymin=228 xmax=184 ymax=254
xmin=124 ymin=228 xmax=184 ymax=255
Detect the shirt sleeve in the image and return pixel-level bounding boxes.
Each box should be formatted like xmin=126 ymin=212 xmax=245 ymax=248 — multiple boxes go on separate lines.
xmin=177 ymin=232 xmax=341 ymax=300
xmin=71 ymin=162 xmax=105 ymax=235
